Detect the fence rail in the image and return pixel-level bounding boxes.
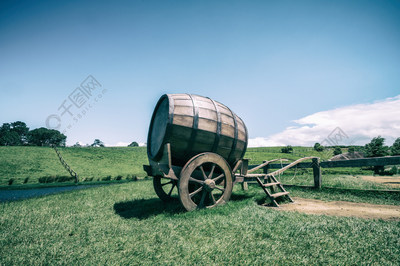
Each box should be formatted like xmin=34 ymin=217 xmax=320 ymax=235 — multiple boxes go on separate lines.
xmin=52 ymin=145 xmax=79 ymax=183
xmin=248 ymin=156 xmax=400 ymax=188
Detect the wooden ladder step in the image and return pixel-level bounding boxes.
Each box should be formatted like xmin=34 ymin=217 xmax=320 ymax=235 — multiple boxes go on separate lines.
xmin=270 ymin=191 xmax=289 ymax=198
xmin=262 ymin=182 xmax=280 ymax=187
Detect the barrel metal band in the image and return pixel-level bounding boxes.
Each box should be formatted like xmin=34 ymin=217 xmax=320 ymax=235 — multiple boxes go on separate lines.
xmin=239 ymin=119 xmax=248 ymax=160
xmin=186 ymin=94 xmax=199 ymax=157
xmin=227 ymin=106 xmax=238 ymax=163
xmin=209 ymin=98 xmax=221 ymax=153
xmin=163 ymin=95 xmax=174 ymax=162
xmin=167 ymin=94 xmax=174 ymax=124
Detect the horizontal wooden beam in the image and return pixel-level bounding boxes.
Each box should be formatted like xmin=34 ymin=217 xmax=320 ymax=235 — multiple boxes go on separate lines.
xmin=249 ymin=162 xmax=312 ymax=169
xmin=248 ymin=156 xmax=400 ymax=169
xmin=320 ymin=156 xmax=400 ymax=168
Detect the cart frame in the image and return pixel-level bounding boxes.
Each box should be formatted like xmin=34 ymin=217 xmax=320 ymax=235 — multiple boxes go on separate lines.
xmin=143 ymin=143 xmax=318 ymax=211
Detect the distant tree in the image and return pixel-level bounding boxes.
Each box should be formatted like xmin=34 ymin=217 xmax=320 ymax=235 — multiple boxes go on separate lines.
xmin=348 ymin=146 xmax=355 ymax=154
xmin=364 ymin=136 xmax=389 ymax=158
xmin=313 ymin=142 xmax=324 ymax=152
xmin=333 ymin=147 xmax=342 ymax=156
xmin=72 ymin=142 xmax=82 ymax=147
xmin=91 ymin=139 xmax=105 ymax=147
xmin=391 ymin=137 xmax=400 ymax=156
xmin=364 ymin=136 xmax=389 ymax=175
xmin=10 ymin=121 xmax=29 ymax=144
xmin=128 ymin=141 xmax=139 ymax=147
xmin=281 ymin=145 xmax=293 ymax=154
xmin=27 ymin=128 xmax=66 ymax=146
xmin=0 ymin=121 xmax=30 ymax=146
xmin=0 ymin=123 xmax=20 ymax=146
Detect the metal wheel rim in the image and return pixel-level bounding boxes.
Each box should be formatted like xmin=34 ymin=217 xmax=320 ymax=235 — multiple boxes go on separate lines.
xmin=153 ymin=175 xmax=178 ymax=202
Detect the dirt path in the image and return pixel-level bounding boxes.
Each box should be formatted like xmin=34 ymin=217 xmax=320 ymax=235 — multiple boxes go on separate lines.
xmin=279 ymin=197 xmax=400 ymax=220
xmin=359 ymin=175 xmax=400 ymax=188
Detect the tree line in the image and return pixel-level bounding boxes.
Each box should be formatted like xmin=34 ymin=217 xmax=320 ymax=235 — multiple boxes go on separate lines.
xmin=1 ymin=121 xmax=142 ymax=148
xmin=280 ymin=136 xmax=400 ymax=157
xmin=0 ymin=121 xmax=66 ymax=146
xmin=312 ymin=136 xmax=400 ymax=157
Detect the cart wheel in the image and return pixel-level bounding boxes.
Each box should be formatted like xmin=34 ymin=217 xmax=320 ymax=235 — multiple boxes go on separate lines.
xmin=179 ymin=152 xmax=233 ymax=211
xmin=153 ymin=175 xmax=178 ymax=202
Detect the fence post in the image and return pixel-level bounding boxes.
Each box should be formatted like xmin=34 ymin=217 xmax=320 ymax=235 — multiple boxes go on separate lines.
xmin=312 ymin=158 xmax=321 ymax=189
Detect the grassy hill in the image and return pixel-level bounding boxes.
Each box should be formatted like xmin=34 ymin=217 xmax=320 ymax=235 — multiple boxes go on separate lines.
xmin=0 ymin=146 xmax=147 ymax=185
xmin=0 ymin=146 xmax=379 ymax=188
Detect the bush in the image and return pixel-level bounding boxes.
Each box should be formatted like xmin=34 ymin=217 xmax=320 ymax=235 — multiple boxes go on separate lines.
xmin=281 ymin=145 xmax=293 ymax=154
xmin=314 ymin=143 xmax=324 ymax=152
xmin=333 ymin=147 xmax=342 ymax=155
xmin=8 ymin=178 xmax=14 ymax=185
xmin=348 ymin=146 xmax=355 ymax=154
xmin=23 ymin=177 xmax=29 ymax=184
xmin=102 ymin=175 xmax=111 ymax=181
xmin=389 ymin=166 xmax=398 ymax=175
xmin=126 ymin=174 xmax=138 ymax=181
xmin=115 ymin=175 xmax=123 ymax=181
xmin=38 ymin=175 xmax=75 ymax=183
xmin=128 ymin=141 xmax=139 ymax=147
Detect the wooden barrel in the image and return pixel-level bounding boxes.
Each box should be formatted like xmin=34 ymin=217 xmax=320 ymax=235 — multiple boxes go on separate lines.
xmin=147 ymin=94 xmax=248 ymax=167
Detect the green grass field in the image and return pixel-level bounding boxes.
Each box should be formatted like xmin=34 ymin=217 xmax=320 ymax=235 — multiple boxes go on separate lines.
xmin=0 ymin=146 xmax=148 ymax=185
xmin=1 ymin=147 xmax=399 ymax=264
xmin=1 ymin=181 xmax=399 ymax=265
xmin=0 ymin=147 xmax=382 ymax=188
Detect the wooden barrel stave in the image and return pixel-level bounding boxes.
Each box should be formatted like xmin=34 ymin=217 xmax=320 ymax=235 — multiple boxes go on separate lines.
xmin=147 ymin=94 xmax=248 ymax=167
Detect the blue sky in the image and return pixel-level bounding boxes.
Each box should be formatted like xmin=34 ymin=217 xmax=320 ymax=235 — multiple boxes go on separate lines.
xmin=1 ymin=0 xmax=399 ymax=146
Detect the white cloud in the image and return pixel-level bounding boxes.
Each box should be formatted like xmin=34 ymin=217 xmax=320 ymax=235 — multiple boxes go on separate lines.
xmin=104 ymin=141 xmax=130 ymax=147
xmin=104 ymin=141 xmax=147 ymax=147
xmin=249 ymin=95 xmax=400 ymax=147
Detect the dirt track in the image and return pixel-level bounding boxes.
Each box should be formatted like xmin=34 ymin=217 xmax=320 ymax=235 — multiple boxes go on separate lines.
xmin=359 ymin=175 xmax=400 ymax=188
xmin=279 ymin=197 xmax=400 ymax=220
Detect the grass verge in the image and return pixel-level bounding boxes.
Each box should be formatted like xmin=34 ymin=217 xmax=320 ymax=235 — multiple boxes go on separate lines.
xmin=0 ymin=180 xmax=399 ymax=265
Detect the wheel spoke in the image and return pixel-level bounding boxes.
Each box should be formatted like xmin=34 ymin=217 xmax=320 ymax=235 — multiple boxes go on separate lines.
xmin=210 ymin=192 xmax=216 ymax=204
xmin=168 ymin=183 xmax=176 ymax=196
xmin=208 ymin=164 xmax=216 ymax=179
xmin=199 ymin=165 xmax=208 ymax=180
xmin=189 ymin=177 xmax=204 ymax=185
xmin=215 ymin=185 xmax=225 ymax=192
xmin=161 ymin=180 xmax=173 ymax=187
xmin=189 ymin=187 xmax=203 ymax=198
xmin=213 ymin=173 xmax=225 ymax=182
xmin=199 ymin=191 xmax=207 ymax=208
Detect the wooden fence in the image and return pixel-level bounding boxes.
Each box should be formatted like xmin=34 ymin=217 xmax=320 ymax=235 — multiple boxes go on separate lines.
xmin=249 ymin=156 xmax=400 ymax=188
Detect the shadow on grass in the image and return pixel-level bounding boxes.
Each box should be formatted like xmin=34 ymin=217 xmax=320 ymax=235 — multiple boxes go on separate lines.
xmin=229 ymin=192 xmax=255 ymax=202
xmin=114 ymin=192 xmax=257 ymax=220
xmin=114 ymin=198 xmax=184 ymax=220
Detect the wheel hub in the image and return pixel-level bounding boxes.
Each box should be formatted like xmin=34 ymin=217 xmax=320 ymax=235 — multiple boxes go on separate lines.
xmin=204 ymin=179 xmax=216 ymax=191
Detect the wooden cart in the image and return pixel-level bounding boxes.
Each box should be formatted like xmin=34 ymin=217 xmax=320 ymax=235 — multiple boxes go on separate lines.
xmin=143 ymin=94 xmax=317 ymax=211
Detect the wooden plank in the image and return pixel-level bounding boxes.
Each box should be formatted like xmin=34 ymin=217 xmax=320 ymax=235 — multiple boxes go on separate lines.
xmin=263 ymin=182 xmax=280 ymax=187
xmin=248 ymin=159 xmax=288 ymax=174
xmin=249 ymin=162 xmax=312 ymax=169
xmin=271 ymin=191 xmax=289 ymax=198
xmin=320 ymin=156 xmax=400 ymax=168
xmin=269 ymin=157 xmax=317 ymax=176
xmin=249 ymin=156 xmax=400 ymax=169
